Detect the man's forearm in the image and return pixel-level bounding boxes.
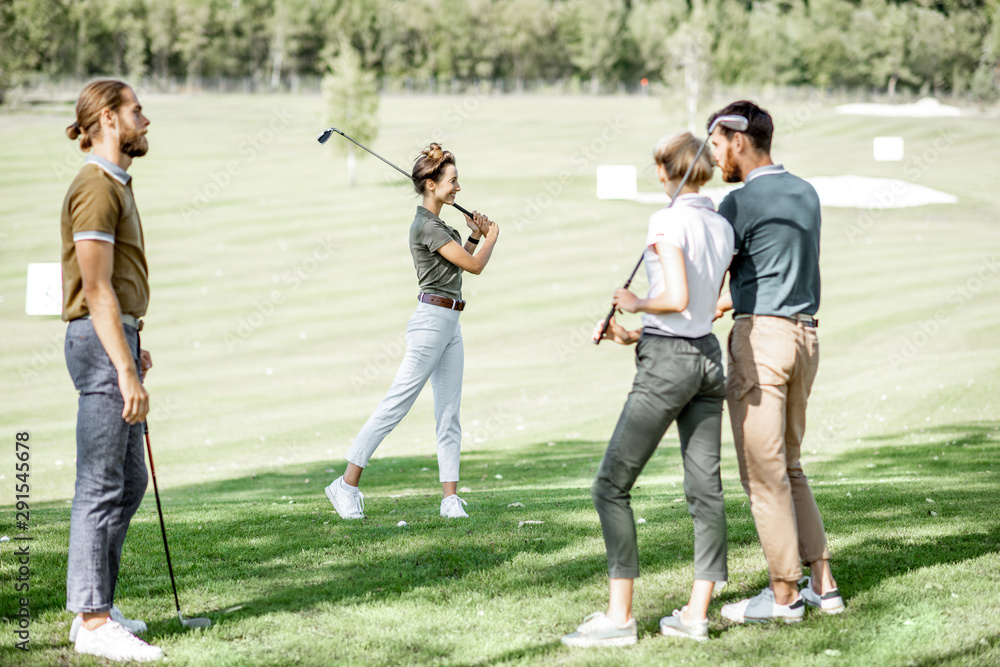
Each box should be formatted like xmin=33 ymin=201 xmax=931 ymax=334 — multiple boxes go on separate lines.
xmin=84 ymin=283 xmax=138 ymax=377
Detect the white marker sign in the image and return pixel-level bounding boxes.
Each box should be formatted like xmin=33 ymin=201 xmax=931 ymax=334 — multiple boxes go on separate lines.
xmin=873 ymin=137 xmax=905 ymax=162
xmin=596 ymin=165 xmax=637 ymax=200
xmin=25 ymin=263 xmax=63 ymax=316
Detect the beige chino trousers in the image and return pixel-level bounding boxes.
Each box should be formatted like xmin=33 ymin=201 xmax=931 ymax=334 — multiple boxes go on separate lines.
xmin=727 ymin=316 xmax=830 ymax=583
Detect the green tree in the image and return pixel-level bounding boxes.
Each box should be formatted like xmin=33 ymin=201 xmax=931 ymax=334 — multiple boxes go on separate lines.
xmin=627 ymin=0 xmax=687 ymax=83
xmin=872 ymin=3 xmax=915 ymax=96
xmin=671 ymin=15 xmax=713 ymax=131
xmin=909 ymin=7 xmax=952 ymax=91
xmin=971 ymin=0 xmax=1000 ymax=101
xmin=101 ymin=0 xmax=149 ymax=78
xmin=1 ymin=0 xmax=998 ymax=100
xmin=175 ymin=0 xmax=213 ymax=84
xmin=321 ymin=41 xmax=380 ymax=187
xmin=492 ymin=0 xmax=569 ymax=87
xmin=147 ymin=0 xmax=177 ymax=83
xmin=797 ymin=0 xmax=853 ymax=88
xmin=0 ymin=0 xmax=70 ymax=100
xmin=568 ymin=0 xmax=627 ymax=93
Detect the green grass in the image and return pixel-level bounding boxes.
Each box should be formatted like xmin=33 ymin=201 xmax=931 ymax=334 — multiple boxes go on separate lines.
xmin=1 ymin=91 xmax=999 ymax=665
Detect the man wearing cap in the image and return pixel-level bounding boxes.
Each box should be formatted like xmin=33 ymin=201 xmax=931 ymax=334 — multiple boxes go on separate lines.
xmin=61 ymin=79 xmax=163 ymax=662
xmin=708 ymin=100 xmax=844 ymax=624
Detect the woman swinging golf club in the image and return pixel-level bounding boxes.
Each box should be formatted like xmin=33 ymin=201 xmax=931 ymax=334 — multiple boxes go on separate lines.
xmin=326 ymin=143 xmax=499 ymax=520
xmin=563 ymin=131 xmax=735 ymax=647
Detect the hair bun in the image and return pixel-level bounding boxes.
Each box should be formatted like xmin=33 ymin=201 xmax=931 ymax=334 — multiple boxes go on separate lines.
xmin=421 ymin=143 xmax=445 ymax=163
xmin=66 ymin=121 xmax=81 ymax=141
xmin=411 ymin=143 xmax=456 ymax=196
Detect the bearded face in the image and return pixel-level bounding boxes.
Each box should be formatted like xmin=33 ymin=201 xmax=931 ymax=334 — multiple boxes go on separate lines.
xmin=114 ymin=87 xmax=149 ymax=158
xmin=119 ymin=122 xmax=148 ymax=158
xmin=720 ymin=143 xmax=743 ymax=183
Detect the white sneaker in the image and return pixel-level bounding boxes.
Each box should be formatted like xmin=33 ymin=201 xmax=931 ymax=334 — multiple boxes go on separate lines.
xmin=561 ymin=612 xmax=637 ymax=647
xmin=659 ymin=606 xmax=709 ymax=641
xmin=325 ymin=476 xmax=364 ymax=519
xmin=74 ymin=619 xmax=163 ymax=662
xmin=721 ymin=587 xmax=805 ymax=624
xmin=799 ymin=576 xmax=845 ymax=614
xmin=70 ymin=605 xmax=147 ymax=642
xmin=440 ymin=494 xmax=469 ymax=518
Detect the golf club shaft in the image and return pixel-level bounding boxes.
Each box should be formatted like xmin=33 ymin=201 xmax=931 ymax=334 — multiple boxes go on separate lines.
xmin=596 ymin=256 xmax=644 ymax=344
xmin=323 ymin=129 xmax=476 ymax=220
xmin=594 ymin=138 xmax=712 ymax=345
xmin=334 ymin=129 xmax=411 ymax=180
xmin=143 ymin=422 xmax=182 ymax=613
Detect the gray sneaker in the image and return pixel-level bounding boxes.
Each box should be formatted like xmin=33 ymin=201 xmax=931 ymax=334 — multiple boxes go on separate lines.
xmin=721 ymin=587 xmax=805 ymax=624
xmin=799 ymin=576 xmax=845 ymax=614
xmin=659 ymin=606 xmax=708 ymax=641
xmin=561 ymin=612 xmax=637 ymax=647
xmin=325 ymin=476 xmax=364 ymax=519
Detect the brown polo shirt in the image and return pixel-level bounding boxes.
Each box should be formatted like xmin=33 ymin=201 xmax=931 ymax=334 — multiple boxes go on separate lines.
xmin=61 ymin=156 xmax=149 ymax=321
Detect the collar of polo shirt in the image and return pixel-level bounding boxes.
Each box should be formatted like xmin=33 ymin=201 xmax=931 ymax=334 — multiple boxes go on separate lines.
xmin=672 ymin=193 xmax=716 ymax=209
xmin=85 ymin=155 xmax=131 ymax=186
xmin=745 ymin=164 xmax=787 ymax=183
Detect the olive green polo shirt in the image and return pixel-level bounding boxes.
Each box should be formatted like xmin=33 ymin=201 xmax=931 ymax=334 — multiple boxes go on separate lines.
xmin=61 ymin=155 xmax=149 ymax=321
xmin=409 ymin=206 xmax=463 ymax=301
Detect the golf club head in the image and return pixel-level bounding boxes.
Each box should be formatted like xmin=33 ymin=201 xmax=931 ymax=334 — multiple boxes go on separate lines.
xmin=317 ymin=127 xmax=338 ymax=144
xmin=710 ymin=114 xmax=749 ymax=133
xmin=179 ymin=612 xmax=212 ymax=629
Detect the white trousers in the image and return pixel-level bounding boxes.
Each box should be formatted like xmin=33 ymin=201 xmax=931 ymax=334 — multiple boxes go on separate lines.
xmin=346 ymin=302 xmax=464 ymax=482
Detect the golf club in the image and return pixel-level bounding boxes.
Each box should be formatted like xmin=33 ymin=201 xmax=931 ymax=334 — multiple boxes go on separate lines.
xmin=143 ymin=422 xmax=212 ymax=629
xmin=594 ymin=114 xmax=749 ymax=344
xmin=318 ymin=127 xmax=476 ymax=219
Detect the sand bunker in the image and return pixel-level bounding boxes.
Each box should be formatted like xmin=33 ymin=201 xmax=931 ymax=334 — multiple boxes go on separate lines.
xmin=835 ymin=97 xmax=962 ymax=118
xmin=633 ymin=175 xmax=957 ymax=209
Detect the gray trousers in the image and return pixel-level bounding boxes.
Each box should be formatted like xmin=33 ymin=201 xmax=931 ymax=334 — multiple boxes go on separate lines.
xmin=592 ymin=333 xmax=728 ymax=581
xmin=64 ymin=318 xmax=147 ymax=613
xmin=346 ymin=302 xmax=463 ymax=482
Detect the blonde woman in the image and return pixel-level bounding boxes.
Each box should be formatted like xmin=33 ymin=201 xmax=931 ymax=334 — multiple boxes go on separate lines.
xmin=326 ymin=144 xmax=499 ymax=519
xmin=563 ymin=132 xmax=734 ymax=647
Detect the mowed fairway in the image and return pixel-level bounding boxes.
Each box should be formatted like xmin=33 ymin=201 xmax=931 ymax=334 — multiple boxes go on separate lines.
xmin=1 ymin=91 xmax=999 ymax=666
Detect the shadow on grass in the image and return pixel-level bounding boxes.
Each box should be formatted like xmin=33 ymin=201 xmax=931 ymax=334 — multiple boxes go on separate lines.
xmin=667 ymin=421 xmax=1000 ymax=607
xmin=466 ymin=640 xmax=565 ymax=666
xmin=911 ymin=632 xmax=1000 ymax=667
xmin=9 ymin=423 xmax=1000 ymax=651
xmin=9 ymin=437 xmax=717 ymax=640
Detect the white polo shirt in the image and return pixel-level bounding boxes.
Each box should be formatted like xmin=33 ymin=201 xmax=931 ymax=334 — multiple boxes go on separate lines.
xmin=641 ymin=193 xmax=735 ymax=338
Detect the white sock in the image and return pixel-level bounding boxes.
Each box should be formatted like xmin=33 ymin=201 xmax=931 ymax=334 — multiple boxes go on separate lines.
xmin=341 ymin=477 xmax=358 ymax=491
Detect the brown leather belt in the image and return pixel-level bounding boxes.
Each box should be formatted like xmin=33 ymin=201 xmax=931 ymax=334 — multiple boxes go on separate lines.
xmin=418 ymin=293 xmax=466 ymax=311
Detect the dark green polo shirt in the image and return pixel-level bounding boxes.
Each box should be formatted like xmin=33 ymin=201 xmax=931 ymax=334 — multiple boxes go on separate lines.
xmin=718 ymin=165 xmax=821 ymax=317
xmin=409 ymin=206 xmax=463 ymax=301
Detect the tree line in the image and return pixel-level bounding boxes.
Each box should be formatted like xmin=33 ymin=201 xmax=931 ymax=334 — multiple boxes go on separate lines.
xmin=2 ymin=0 xmax=999 ymax=101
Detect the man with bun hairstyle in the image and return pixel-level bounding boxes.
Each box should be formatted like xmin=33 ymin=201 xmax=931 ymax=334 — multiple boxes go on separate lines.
xmin=325 ymin=143 xmax=499 ymax=520
xmin=61 ymin=79 xmax=163 ymax=662
xmin=563 ymin=131 xmax=733 ymax=647
xmin=708 ymin=100 xmax=844 ymax=624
